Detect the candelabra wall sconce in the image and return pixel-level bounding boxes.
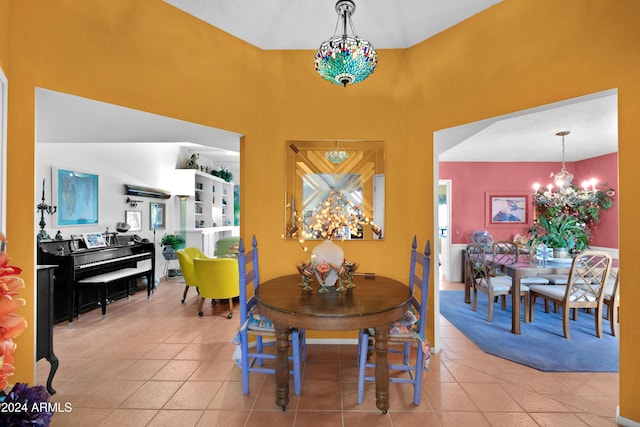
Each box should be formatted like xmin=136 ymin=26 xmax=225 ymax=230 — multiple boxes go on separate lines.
xmin=126 ymin=197 xmax=143 ymax=207
xmin=37 ymin=179 xmax=57 ymax=242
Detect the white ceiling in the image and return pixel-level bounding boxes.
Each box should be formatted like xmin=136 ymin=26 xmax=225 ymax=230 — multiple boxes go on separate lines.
xmin=438 ymin=90 xmax=618 ymax=162
xmin=36 ymin=1 xmax=618 ymax=164
xmin=36 ymin=88 xmax=242 ymax=161
xmin=163 ymin=0 xmax=503 ymax=50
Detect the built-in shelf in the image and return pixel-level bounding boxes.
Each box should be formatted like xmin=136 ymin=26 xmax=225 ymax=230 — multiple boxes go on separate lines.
xmin=174 ymin=169 xmax=235 ymax=232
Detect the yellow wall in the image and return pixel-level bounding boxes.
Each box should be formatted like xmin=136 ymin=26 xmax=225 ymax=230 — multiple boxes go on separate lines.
xmin=5 ymin=0 xmax=264 ymax=392
xmin=405 ymin=1 xmax=640 ymax=419
xmin=2 ymin=0 xmax=639 ymax=421
xmin=0 ymin=0 xmax=9 ymax=71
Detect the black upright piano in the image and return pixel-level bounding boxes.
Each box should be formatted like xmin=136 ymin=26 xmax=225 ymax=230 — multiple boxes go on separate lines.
xmin=38 ymin=235 xmax=155 ymax=325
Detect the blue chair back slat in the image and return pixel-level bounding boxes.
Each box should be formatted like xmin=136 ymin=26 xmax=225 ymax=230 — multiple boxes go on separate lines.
xmin=415 ymin=240 xmax=431 ymax=337
xmin=238 ymin=236 xmax=259 ymax=322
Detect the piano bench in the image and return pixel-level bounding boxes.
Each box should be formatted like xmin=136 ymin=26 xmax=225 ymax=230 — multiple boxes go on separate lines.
xmin=76 ymin=267 xmax=151 ymax=320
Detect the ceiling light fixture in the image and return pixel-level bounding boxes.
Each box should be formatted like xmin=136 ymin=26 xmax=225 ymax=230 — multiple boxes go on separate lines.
xmin=532 ymin=130 xmax=601 ymax=215
xmin=325 ymin=141 xmax=349 ymax=164
xmin=551 ymin=130 xmax=574 ymax=188
xmin=314 ymin=0 xmax=378 ymax=87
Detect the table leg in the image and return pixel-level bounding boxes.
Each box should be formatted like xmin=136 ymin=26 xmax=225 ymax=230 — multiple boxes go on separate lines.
xmin=511 ymin=271 xmax=522 ymax=334
xmin=274 ymin=322 xmax=290 ymax=410
xmin=374 ymin=325 xmax=390 ymax=414
xmin=464 ymin=277 xmax=471 ymax=304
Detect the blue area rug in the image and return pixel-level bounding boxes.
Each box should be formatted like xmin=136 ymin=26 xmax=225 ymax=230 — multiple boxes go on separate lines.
xmin=439 ymin=290 xmax=619 ymax=372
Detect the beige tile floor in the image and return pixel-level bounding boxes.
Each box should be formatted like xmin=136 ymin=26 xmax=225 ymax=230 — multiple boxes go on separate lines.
xmin=35 ymin=276 xmax=619 ymax=426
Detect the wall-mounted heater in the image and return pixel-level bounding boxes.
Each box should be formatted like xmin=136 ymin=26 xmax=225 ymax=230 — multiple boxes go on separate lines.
xmin=123 ymin=184 xmax=171 ymax=199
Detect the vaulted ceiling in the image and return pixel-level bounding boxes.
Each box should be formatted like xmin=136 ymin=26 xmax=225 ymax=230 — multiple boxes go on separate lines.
xmin=37 ymin=1 xmax=617 ymax=164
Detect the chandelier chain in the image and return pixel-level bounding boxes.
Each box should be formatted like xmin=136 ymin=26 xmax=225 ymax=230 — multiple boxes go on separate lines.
xmin=561 ymin=133 xmax=566 ymax=170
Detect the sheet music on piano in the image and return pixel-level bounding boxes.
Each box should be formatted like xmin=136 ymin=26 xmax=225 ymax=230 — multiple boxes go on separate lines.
xmin=83 ymin=232 xmax=107 ymax=249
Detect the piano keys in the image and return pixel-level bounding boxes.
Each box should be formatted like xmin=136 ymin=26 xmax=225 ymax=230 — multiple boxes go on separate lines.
xmin=38 ymin=234 xmax=156 ymax=325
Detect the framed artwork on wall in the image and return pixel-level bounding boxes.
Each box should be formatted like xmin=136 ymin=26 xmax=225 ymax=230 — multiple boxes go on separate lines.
xmin=54 ymin=168 xmax=99 ymax=226
xmin=125 ymin=210 xmax=142 ymax=232
xmin=486 ymin=193 xmax=529 ymax=225
xmin=150 ymin=202 xmax=165 ymax=230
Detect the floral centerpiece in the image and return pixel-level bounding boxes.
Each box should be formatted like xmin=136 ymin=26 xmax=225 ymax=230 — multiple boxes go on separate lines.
xmin=0 ymin=233 xmax=53 ymax=425
xmin=294 ymin=191 xmax=375 ymax=292
xmin=530 ymin=184 xmax=615 ymax=256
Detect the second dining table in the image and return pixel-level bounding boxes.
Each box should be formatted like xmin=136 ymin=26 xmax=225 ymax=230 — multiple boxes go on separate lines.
xmin=486 ymin=254 xmax=574 ymax=334
xmin=256 ymin=274 xmax=411 ymax=413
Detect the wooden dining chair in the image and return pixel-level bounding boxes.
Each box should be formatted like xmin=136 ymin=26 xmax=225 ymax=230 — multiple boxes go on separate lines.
xmin=356 ymin=237 xmax=432 ymax=406
xmin=520 ymin=247 xmax=551 ymax=283
xmin=528 ymin=251 xmax=612 ymax=339
xmin=493 ymin=240 xmax=550 ymax=284
xmin=236 ymin=236 xmax=306 ymax=395
xmin=466 ymin=243 xmax=530 ymax=322
xmin=492 ymin=240 xmax=518 ymax=272
xmin=603 ymin=269 xmax=620 ymax=336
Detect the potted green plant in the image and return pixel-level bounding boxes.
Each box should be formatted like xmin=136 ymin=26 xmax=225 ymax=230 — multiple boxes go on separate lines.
xmin=211 ymin=167 xmax=233 ymax=183
xmin=529 ymin=214 xmax=589 ymax=258
xmin=160 ymin=234 xmax=186 ymax=260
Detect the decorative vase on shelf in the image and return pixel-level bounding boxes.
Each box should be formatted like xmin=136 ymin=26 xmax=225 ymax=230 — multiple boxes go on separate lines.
xmin=312 ymin=240 xmax=344 ymax=288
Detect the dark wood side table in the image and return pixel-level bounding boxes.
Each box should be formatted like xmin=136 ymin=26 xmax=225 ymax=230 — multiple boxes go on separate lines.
xmin=37 ymin=265 xmax=59 ymax=395
xmin=256 ymin=274 xmax=411 ymax=413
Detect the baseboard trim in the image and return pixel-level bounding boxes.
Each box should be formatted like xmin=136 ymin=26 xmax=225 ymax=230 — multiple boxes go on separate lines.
xmin=617 ymin=406 xmax=640 ymax=426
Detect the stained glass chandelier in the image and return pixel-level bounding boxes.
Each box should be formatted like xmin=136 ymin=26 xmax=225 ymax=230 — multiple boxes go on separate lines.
xmin=314 ymin=0 xmax=378 ymax=87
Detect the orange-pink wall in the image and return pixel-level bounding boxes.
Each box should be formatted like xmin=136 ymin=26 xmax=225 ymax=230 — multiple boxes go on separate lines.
xmin=440 ymin=153 xmax=618 ymax=247
xmin=574 ymin=153 xmax=619 ymax=248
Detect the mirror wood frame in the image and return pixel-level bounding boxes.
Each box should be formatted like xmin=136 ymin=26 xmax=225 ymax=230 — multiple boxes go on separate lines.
xmin=284 ymin=140 xmax=385 ymax=240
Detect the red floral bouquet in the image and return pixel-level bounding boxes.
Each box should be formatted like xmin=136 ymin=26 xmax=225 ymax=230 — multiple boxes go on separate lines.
xmin=0 ymin=234 xmax=27 ymax=390
xmin=0 ymin=233 xmax=53 ymax=426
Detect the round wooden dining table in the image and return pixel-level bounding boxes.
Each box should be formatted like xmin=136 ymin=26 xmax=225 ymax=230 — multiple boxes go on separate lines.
xmin=256 ymin=274 xmax=411 ymax=413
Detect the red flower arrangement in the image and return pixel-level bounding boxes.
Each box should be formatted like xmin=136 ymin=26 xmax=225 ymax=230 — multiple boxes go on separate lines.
xmin=0 ymin=233 xmax=28 ymax=390
xmin=0 ymin=233 xmax=53 ymax=426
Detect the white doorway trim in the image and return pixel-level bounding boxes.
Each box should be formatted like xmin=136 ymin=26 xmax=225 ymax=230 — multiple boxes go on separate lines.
xmin=438 ymin=179 xmax=452 ymax=281
xmin=0 ymin=67 xmax=7 ymax=233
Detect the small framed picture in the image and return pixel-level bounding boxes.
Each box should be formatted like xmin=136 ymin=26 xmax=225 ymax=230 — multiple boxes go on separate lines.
xmin=125 ymin=210 xmax=142 ymax=231
xmin=150 ymin=202 xmax=166 ymax=230
xmin=82 ymin=232 xmax=107 ymax=249
xmin=486 ymin=193 xmax=529 ymax=225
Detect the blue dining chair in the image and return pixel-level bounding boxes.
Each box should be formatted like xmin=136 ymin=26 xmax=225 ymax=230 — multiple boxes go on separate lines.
xmin=356 ymin=236 xmax=432 ymax=406
xmin=237 ymin=236 xmax=306 ymax=395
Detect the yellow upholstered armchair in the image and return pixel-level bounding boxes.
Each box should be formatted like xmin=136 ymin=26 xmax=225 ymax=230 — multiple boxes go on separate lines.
xmin=193 ymin=257 xmax=239 ymax=318
xmin=176 ymin=247 xmax=207 ymax=304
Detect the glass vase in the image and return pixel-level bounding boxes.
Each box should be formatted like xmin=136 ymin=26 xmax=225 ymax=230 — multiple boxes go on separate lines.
xmin=311 ymin=240 xmax=344 ymax=288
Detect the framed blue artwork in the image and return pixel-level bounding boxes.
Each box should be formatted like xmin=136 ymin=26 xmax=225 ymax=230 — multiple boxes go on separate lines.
xmin=55 ymin=168 xmax=99 ymax=226
xmin=486 ymin=192 xmax=528 ymax=226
